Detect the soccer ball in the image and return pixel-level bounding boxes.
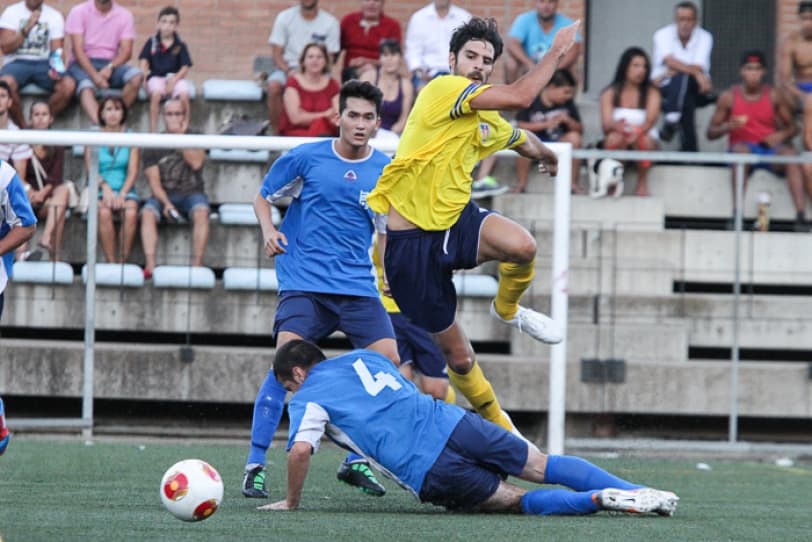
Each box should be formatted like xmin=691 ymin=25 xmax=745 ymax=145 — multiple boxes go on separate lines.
xmin=160 ymin=459 xmax=224 ymax=522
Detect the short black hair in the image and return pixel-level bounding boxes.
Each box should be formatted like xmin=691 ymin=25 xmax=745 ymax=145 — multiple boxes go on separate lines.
xmin=379 ymin=39 xmax=401 ymax=56
xmin=97 ymin=96 xmax=128 ymax=127
xmin=339 ymin=79 xmax=383 ymax=116
xmin=273 ymin=340 xmax=326 ymax=383
xmin=449 ymin=17 xmax=503 ymax=62
xmin=548 ymin=69 xmax=576 ymax=88
xmin=675 ymin=1 xmax=698 ymax=16
xmin=158 ymin=6 xmax=180 ymax=22
xmin=740 ymin=49 xmax=767 ymax=68
xmin=800 ymin=1 xmax=812 ymax=14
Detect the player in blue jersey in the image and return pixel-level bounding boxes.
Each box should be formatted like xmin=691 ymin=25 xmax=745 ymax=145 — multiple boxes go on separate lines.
xmin=259 ymin=340 xmax=680 ymax=516
xmin=243 ymin=80 xmax=399 ymax=499
xmin=1 ymin=159 xmax=38 ymax=455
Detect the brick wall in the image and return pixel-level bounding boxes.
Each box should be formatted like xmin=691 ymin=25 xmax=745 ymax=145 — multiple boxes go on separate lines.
xmin=33 ymin=1 xmax=796 ymax=84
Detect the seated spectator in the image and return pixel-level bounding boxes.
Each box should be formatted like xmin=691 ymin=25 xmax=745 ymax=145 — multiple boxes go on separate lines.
xmin=0 ymin=0 xmax=74 ymax=127
xmin=599 ymin=47 xmax=660 ymax=197
xmin=64 ymin=0 xmax=143 ymax=125
xmin=505 ymin=0 xmax=581 ymax=83
xmin=405 ymin=1 xmax=471 ymax=92
xmin=138 ymin=6 xmax=193 ymax=133
xmin=0 ymin=80 xmax=31 ymax=179
xmin=707 ymin=50 xmax=811 ymax=231
xmin=359 ymin=40 xmax=413 ymax=137
xmin=22 ymin=100 xmax=70 ymax=261
xmin=651 ymin=1 xmax=715 ymax=152
xmin=278 ymin=42 xmax=340 ymax=137
xmin=140 ymin=98 xmax=209 ymax=279
xmin=266 ymin=0 xmax=340 ymax=132
xmin=85 ymin=96 xmax=139 ymax=263
xmin=339 ymin=0 xmax=401 ymax=81
xmin=514 ymin=69 xmax=583 ymax=194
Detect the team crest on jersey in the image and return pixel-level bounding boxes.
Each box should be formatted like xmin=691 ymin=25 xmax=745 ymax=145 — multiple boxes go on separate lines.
xmin=479 ymin=122 xmax=491 ymax=142
xmin=344 ymin=169 xmax=358 ymax=182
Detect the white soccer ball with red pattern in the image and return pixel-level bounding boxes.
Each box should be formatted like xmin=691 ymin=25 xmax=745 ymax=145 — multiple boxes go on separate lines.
xmin=160 ymin=459 xmax=224 ymax=522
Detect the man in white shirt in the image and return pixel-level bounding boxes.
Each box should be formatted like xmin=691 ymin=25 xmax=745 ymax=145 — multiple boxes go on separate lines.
xmin=0 ymin=0 xmax=73 ymax=127
xmin=265 ymin=0 xmax=340 ymax=131
xmin=404 ymin=0 xmax=471 ymax=92
xmin=651 ymin=1 xmax=714 ymax=152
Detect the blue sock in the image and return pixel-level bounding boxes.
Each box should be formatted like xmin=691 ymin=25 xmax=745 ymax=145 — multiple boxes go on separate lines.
xmin=344 ymin=452 xmax=364 ymax=464
xmin=245 ymin=370 xmax=286 ymax=468
xmin=544 ymin=455 xmax=641 ymax=491
xmin=521 ymin=489 xmax=600 ymax=515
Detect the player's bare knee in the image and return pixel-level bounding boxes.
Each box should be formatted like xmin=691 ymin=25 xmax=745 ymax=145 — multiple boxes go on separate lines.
xmin=519 ymin=446 xmax=548 ymax=483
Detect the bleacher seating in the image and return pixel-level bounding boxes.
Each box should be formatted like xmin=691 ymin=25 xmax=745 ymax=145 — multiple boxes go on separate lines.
xmin=5 ymin=89 xmax=812 ymax=431
xmin=81 ymin=263 xmax=144 ymax=288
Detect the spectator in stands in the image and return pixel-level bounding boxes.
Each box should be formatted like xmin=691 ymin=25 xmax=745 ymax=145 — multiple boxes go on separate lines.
xmin=138 ymin=6 xmax=193 ymax=133
xmin=22 ymin=100 xmax=70 ymax=262
xmin=0 ymin=80 xmax=31 ymax=180
xmin=405 ymin=1 xmax=471 ymax=92
xmin=278 ymin=42 xmax=340 ymax=138
xmin=707 ymin=50 xmax=811 ymax=232
xmin=140 ymin=98 xmax=209 ymax=279
xmin=266 ymin=0 xmax=340 ymax=132
xmin=599 ymin=47 xmax=660 ymax=197
xmin=514 ymin=69 xmax=583 ymax=194
xmin=651 ymin=1 xmax=715 ymax=152
xmin=0 ymin=0 xmax=74 ymax=128
xmin=359 ymin=40 xmax=413 ymax=137
xmin=505 ymin=0 xmax=581 ymax=83
xmin=779 ymin=1 xmax=812 ymax=152
xmin=85 ymin=96 xmax=139 ymax=263
xmin=64 ymin=0 xmax=143 ymax=125
xmin=339 ymin=0 xmax=402 ymax=81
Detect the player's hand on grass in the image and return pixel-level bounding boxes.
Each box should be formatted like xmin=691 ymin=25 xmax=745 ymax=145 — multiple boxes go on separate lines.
xmin=257 ymin=499 xmax=295 ymax=511
xmin=263 ymin=231 xmax=288 ymax=257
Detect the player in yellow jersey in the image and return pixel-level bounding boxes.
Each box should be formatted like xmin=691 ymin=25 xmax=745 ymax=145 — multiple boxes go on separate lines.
xmin=367 ymin=17 xmax=579 ymax=436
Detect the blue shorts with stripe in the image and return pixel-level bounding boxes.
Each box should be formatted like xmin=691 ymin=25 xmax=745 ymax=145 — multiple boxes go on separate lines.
xmin=419 ymin=411 xmax=529 ymax=510
xmin=273 ymin=291 xmax=395 ymax=346
xmin=385 ymin=201 xmax=494 ymax=333
xmin=389 ymin=312 xmax=447 ymax=378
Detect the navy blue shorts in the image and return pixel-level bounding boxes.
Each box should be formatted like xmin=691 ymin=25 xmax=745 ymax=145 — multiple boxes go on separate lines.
xmin=389 ymin=312 xmax=447 ymax=379
xmin=419 ymin=411 xmax=529 ymax=510
xmin=386 ymin=201 xmax=494 ymax=333
xmin=273 ymin=291 xmax=395 ymax=347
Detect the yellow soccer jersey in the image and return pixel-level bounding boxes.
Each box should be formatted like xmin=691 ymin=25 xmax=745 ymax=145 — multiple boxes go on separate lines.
xmin=367 ymin=75 xmax=527 ymax=231
xmin=372 ymin=238 xmax=399 ymax=313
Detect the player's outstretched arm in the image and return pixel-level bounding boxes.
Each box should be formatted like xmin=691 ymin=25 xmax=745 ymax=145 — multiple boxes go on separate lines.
xmin=514 ymin=130 xmax=559 ymax=177
xmin=471 ymin=20 xmax=580 ymax=111
xmin=258 ymin=441 xmax=313 ymax=511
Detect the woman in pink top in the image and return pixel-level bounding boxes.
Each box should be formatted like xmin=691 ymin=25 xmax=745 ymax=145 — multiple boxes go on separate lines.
xmin=278 ymin=42 xmax=340 ymax=137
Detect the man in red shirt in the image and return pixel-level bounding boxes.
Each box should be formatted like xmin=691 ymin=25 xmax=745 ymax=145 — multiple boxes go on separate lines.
xmin=339 ymin=0 xmax=401 ymax=81
xmin=707 ymin=50 xmax=811 ymax=231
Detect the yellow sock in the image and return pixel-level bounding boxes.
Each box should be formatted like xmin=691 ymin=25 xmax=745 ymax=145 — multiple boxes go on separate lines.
xmin=447 ymin=362 xmax=514 ymax=432
xmin=493 ymin=261 xmax=535 ymax=321
xmin=443 ymin=384 xmax=457 ymax=405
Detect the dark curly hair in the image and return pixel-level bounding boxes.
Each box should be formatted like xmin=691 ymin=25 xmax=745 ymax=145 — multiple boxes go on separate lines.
xmin=449 ymin=17 xmax=503 ymax=62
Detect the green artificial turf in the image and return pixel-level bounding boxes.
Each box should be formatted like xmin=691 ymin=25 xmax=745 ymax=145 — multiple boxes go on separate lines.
xmin=0 ymin=439 xmax=809 ymax=542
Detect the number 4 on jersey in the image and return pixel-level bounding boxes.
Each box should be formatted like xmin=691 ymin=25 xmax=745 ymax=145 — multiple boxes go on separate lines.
xmin=353 ymin=359 xmax=402 ymax=396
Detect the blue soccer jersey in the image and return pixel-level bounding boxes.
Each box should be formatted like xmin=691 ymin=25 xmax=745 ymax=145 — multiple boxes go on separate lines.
xmin=1 ymin=161 xmax=37 ymax=294
xmin=286 ymin=350 xmax=465 ymax=497
xmin=259 ymin=139 xmax=390 ymax=297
